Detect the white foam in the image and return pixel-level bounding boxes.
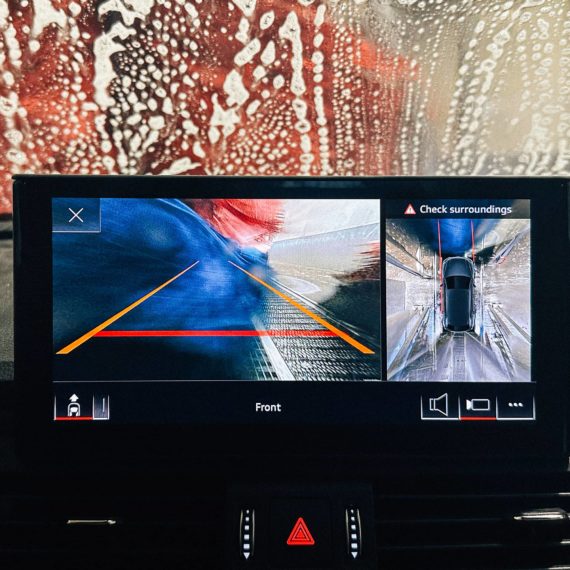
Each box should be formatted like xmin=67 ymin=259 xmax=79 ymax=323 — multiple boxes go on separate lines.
xmin=31 ymin=0 xmax=66 ymax=37
xmin=224 ymin=69 xmax=249 ymax=106
xmin=259 ymin=10 xmax=274 ymax=30
xmin=69 ymin=2 xmax=81 ymax=17
xmin=260 ymin=40 xmax=275 ymax=65
xmin=210 ymin=94 xmax=241 ymax=139
xmin=208 ymin=126 xmax=220 ymax=144
xmin=233 ymin=0 xmax=256 ymax=18
xmin=236 ymin=17 xmax=249 ymax=44
xmin=162 ymin=97 xmax=174 ymax=115
xmin=99 ymin=0 xmax=154 ymax=26
xmin=279 ymin=12 xmax=306 ymax=97
xmin=147 ymin=115 xmax=164 ymax=130
xmin=182 ymin=119 xmax=199 ymax=135
xmin=234 ymin=38 xmax=261 ymax=66
xmin=93 ymin=21 xmax=135 ymax=109
xmin=160 ymin=157 xmax=200 ymax=175
xmin=0 ymin=1 xmax=8 ymax=28
xmin=193 ymin=141 xmax=205 ymax=158
xmin=314 ymin=4 xmax=326 ymax=27
xmin=246 ymin=100 xmax=261 ymax=116
xmin=6 ymin=148 xmax=26 ymax=165
xmin=253 ymin=65 xmax=266 ymax=81
xmin=184 ymin=2 xmax=200 ymax=25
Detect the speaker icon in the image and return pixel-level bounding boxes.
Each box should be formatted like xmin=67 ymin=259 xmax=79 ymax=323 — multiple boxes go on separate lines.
xmin=428 ymin=393 xmax=449 ymax=417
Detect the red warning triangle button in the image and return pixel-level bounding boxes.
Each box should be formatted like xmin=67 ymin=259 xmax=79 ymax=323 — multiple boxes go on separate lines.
xmin=404 ymin=203 xmax=416 ymax=215
xmin=286 ymin=517 xmax=315 ymax=546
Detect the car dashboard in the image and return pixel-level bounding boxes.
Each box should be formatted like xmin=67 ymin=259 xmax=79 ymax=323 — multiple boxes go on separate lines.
xmin=0 ymin=175 xmax=568 ymax=569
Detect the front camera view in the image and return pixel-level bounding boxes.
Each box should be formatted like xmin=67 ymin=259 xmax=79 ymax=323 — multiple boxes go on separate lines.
xmin=53 ymin=198 xmax=382 ymax=382
xmin=386 ymin=200 xmax=531 ymax=382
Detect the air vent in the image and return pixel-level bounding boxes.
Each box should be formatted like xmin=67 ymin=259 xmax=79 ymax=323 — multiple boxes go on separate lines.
xmin=375 ymin=491 xmax=570 ymax=569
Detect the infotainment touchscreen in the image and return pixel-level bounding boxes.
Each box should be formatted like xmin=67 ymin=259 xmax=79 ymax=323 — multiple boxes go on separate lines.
xmin=47 ymin=192 xmax=539 ymax=425
xmin=11 ymin=175 xmax=569 ymax=463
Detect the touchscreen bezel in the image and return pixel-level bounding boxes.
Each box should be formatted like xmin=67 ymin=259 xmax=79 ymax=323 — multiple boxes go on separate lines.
xmin=13 ymin=176 xmax=569 ymax=463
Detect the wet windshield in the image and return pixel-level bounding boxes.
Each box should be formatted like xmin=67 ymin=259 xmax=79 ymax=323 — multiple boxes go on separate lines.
xmin=0 ymin=0 xmax=568 ymax=214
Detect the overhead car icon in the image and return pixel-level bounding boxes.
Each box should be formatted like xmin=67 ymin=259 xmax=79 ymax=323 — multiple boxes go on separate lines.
xmin=442 ymin=256 xmax=476 ymax=332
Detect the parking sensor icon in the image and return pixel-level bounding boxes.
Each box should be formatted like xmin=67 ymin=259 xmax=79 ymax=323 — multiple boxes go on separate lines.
xmin=466 ymin=398 xmax=491 ymax=412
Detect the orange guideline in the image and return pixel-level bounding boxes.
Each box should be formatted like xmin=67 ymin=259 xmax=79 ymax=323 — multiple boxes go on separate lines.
xmin=56 ymin=261 xmax=200 ymax=355
xmin=228 ymin=261 xmax=375 ymax=355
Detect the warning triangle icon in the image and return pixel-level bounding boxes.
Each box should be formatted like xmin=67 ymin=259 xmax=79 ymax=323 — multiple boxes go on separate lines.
xmin=404 ymin=203 xmax=416 ymax=215
xmin=286 ymin=517 xmax=315 ymax=546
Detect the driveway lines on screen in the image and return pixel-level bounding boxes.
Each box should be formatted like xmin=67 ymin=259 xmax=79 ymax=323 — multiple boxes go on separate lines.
xmin=56 ymin=261 xmax=200 ymax=355
xmin=228 ymin=260 xmax=375 ymax=355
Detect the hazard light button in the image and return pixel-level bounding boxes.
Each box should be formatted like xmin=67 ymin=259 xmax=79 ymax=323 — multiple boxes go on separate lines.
xmin=286 ymin=517 xmax=315 ymax=546
xmin=271 ymin=499 xmax=332 ymax=568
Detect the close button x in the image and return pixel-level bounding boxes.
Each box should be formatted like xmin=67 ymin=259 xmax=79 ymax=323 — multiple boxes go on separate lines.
xmin=68 ymin=207 xmax=84 ymax=223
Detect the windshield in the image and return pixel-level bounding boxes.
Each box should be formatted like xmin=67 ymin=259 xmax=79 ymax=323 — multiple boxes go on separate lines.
xmin=446 ymin=276 xmax=471 ymax=290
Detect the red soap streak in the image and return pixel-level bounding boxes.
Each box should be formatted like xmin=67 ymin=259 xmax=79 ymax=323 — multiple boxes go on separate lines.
xmin=95 ymin=330 xmax=337 ymax=338
xmin=0 ymin=1 xmax=413 ymax=215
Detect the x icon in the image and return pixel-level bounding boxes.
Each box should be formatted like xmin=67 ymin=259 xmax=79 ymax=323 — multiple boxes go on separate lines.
xmin=68 ymin=207 xmax=84 ymax=223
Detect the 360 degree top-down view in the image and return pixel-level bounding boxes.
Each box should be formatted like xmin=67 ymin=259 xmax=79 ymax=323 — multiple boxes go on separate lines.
xmin=386 ymin=201 xmax=531 ymax=382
